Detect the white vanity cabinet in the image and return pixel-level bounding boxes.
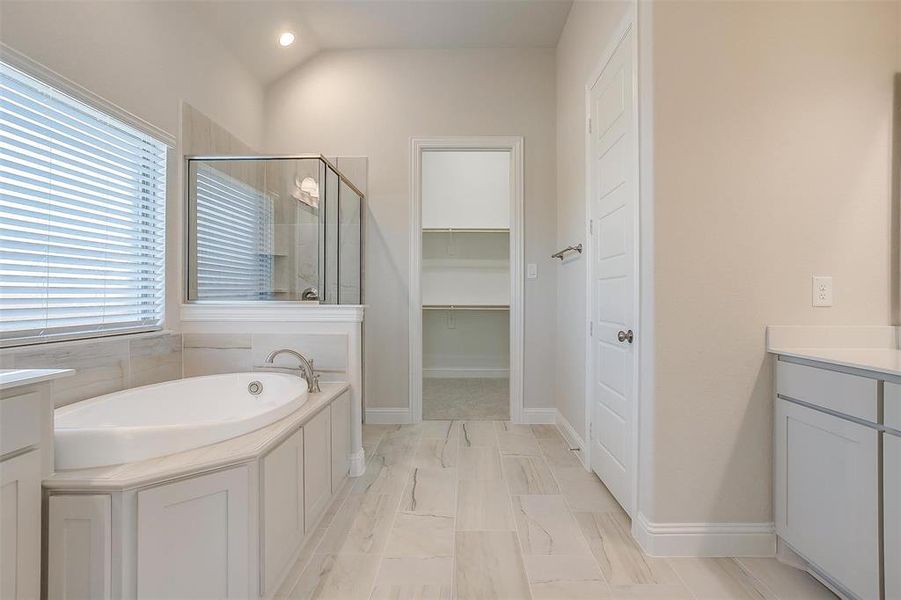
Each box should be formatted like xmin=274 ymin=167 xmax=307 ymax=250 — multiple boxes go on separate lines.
xmin=886 ymin=383 xmax=900 ymax=600
xmin=48 ymin=495 xmax=112 ymax=599
xmin=0 ymin=450 xmax=41 ymax=600
xmin=330 ymin=390 xmax=350 ymax=492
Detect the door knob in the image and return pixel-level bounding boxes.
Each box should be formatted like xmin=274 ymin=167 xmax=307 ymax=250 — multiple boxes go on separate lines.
xmin=617 ymin=329 xmax=634 ymax=343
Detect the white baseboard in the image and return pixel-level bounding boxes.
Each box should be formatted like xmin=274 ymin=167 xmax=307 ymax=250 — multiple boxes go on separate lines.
xmin=555 ymin=410 xmax=587 ymax=467
xmin=633 ymin=513 xmax=776 ymax=557
xmin=423 ymin=368 xmax=509 ymax=379
xmin=521 ymin=408 xmax=557 ymax=424
xmin=364 ymin=408 xmax=411 ymax=424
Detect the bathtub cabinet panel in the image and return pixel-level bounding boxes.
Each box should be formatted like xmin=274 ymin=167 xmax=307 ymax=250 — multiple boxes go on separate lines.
xmin=0 ymin=450 xmax=40 ymax=600
xmin=47 ymin=494 xmax=111 ymax=600
xmin=261 ymin=428 xmax=304 ymax=595
xmin=137 ymin=466 xmax=250 ymax=600
xmin=303 ymin=408 xmax=331 ymax=533
xmin=330 ymin=391 xmax=350 ymax=493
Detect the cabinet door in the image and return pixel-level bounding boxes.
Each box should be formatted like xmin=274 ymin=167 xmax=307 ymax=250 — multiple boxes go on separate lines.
xmin=137 ymin=467 xmax=250 ymax=600
xmin=774 ymin=398 xmax=880 ymax=600
xmin=886 ymin=433 xmax=901 ymax=600
xmin=0 ymin=450 xmax=40 ymax=600
xmin=47 ymin=495 xmax=112 ymax=600
xmin=330 ymin=391 xmax=351 ymax=493
xmin=261 ymin=428 xmax=304 ymax=595
xmin=303 ymin=408 xmax=331 ymax=533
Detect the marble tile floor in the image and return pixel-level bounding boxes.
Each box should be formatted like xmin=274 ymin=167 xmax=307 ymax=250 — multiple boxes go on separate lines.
xmin=276 ymin=422 xmax=836 ymax=600
xmin=423 ymin=378 xmax=510 ymax=420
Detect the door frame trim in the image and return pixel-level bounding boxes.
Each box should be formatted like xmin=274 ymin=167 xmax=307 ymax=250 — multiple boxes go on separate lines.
xmin=583 ymin=8 xmax=641 ymax=518
xmin=409 ymin=136 xmax=525 ymax=424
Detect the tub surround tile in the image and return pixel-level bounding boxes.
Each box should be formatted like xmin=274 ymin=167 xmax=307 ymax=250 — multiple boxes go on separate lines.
xmin=183 ymin=347 xmax=252 ymax=377
xmin=128 ymin=333 xmax=182 ymax=388
xmin=456 ymin=478 xmax=515 ymax=531
xmin=400 ymin=467 xmax=457 ymax=517
xmin=182 ymin=332 xmax=252 ymax=349
xmin=250 ymin=333 xmax=349 ymax=372
xmin=503 ymin=456 xmax=559 ymax=495
xmin=454 ymin=531 xmax=532 ymax=600
xmin=523 ymin=555 xmax=609 ymax=600
xmin=513 ymin=495 xmax=591 ymax=556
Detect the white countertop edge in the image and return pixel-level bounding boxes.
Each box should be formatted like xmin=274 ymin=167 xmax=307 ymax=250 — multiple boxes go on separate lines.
xmin=0 ymin=368 xmax=74 ymax=392
xmin=768 ymin=347 xmax=901 ymax=379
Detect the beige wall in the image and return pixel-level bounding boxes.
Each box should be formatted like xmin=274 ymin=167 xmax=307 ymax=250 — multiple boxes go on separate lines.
xmin=0 ymin=1 xmax=263 ymax=148
xmin=554 ymin=0 xmax=632 ymax=442
xmin=647 ymin=0 xmax=896 ymax=524
xmin=264 ymin=48 xmax=558 ymax=412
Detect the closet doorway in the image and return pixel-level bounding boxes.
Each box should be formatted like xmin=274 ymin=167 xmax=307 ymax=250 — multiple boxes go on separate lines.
xmin=410 ymin=137 xmax=524 ymax=423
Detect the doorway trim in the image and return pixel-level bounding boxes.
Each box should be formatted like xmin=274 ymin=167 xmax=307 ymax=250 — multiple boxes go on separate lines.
xmin=583 ymin=8 xmax=641 ymax=518
xmin=409 ymin=136 xmax=525 ymax=424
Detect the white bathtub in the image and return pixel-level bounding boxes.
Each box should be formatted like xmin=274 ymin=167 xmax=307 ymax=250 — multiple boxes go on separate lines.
xmin=54 ymin=372 xmax=308 ymax=470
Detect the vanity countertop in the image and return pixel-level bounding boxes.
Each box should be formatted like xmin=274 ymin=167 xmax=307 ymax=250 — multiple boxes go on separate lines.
xmin=768 ymin=347 xmax=901 ymax=379
xmin=45 ymin=381 xmax=351 ymax=491
xmin=0 ymin=368 xmax=74 ymax=393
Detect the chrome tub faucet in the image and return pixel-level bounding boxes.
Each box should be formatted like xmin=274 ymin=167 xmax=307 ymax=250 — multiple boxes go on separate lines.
xmin=263 ymin=349 xmax=321 ymax=393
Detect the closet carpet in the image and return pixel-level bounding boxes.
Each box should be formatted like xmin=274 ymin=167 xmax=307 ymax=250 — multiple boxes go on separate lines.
xmin=423 ymin=378 xmax=509 ymax=420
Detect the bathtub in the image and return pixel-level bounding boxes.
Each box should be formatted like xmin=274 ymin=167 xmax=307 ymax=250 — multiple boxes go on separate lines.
xmin=54 ymin=372 xmax=308 ymax=470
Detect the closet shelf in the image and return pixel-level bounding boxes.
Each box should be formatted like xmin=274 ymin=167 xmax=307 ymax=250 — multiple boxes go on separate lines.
xmin=422 ymin=304 xmax=509 ymax=311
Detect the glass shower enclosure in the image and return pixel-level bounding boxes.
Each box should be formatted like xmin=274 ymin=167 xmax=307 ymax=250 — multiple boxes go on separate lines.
xmin=185 ymin=156 xmax=363 ymax=305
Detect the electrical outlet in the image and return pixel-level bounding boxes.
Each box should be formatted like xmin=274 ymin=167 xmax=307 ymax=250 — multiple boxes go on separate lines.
xmin=812 ymin=276 xmax=833 ymax=307
xmin=527 ymin=264 xmax=538 ymax=279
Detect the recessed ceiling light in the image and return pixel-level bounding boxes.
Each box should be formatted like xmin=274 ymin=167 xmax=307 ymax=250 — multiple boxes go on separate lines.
xmin=278 ymin=32 xmax=295 ymax=47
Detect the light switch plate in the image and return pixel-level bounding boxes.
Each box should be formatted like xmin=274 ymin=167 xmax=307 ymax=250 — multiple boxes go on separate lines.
xmin=527 ymin=264 xmax=538 ymax=279
xmin=812 ymin=275 xmax=833 ymax=307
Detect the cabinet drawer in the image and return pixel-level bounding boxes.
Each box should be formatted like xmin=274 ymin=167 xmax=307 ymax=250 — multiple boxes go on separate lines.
xmin=776 ymin=360 xmax=878 ymax=422
xmin=886 ymin=382 xmax=901 ymax=432
xmin=0 ymin=391 xmax=41 ymax=457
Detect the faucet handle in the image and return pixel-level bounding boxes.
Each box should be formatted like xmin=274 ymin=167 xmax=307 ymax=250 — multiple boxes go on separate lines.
xmin=309 ymin=371 xmax=321 ymax=393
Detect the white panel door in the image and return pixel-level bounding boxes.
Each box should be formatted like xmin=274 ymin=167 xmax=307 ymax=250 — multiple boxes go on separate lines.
xmin=0 ymin=450 xmax=40 ymax=600
xmin=261 ymin=429 xmax=304 ymax=595
xmin=137 ymin=467 xmax=250 ymax=600
xmin=47 ymin=495 xmax=112 ymax=600
xmin=588 ymin=25 xmax=636 ymax=515
xmin=886 ymin=432 xmax=901 ymax=600
xmin=774 ymin=399 xmax=880 ymax=600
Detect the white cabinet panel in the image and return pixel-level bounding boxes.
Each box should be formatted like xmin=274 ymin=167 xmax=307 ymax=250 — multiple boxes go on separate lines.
xmin=48 ymin=495 xmax=111 ymax=600
xmin=137 ymin=466 xmax=250 ymax=600
xmin=886 ymin=381 xmax=901 ymax=432
xmin=303 ymin=408 xmax=331 ymax=533
xmin=0 ymin=392 xmax=41 ymax=457
xmin=261 ymin=429 xmax=304 ymax=595
xmin=775 ymin=398 xmax=880 ymax=600
xmin=776 ymin=361 xmax=878 ymax=423
xmin=0 ymin=450 xmax=40 ymax=600
xmin=886 ymin=432 xmax=901 ymax=600
xmin=330 ymin=391 xmax=350 ymax=492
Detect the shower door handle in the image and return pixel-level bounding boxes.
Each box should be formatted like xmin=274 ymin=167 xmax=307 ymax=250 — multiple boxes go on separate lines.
xmin=617 ymin=329 xmax=634 ymax=344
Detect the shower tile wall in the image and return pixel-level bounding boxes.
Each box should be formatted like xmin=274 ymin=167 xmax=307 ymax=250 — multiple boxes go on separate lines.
xmin=0 ymin=332 xmax=183 ymax=407
xmin=182 ymin=332 xmax=350 ymax=381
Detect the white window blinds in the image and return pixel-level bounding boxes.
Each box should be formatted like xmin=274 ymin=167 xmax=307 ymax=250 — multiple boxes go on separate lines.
xmin=194 ymin=165 xmax=273 ymax=300
xmin=0 ymin=61 xmax=168 ymax=346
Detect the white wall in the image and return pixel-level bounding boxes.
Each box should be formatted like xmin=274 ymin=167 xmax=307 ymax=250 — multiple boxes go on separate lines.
xmin=0 ymin=1 xmax=263 ymax=148
xmin=646 ymin=0 xmax=896 ymax=526
xmin=554 ymin=1 xmax=631 ymax=439
xmin=265 ymin=48 xmax=557 ymax=413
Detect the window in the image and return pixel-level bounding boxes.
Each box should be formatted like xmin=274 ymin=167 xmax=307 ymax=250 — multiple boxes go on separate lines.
xmin=193 ymin=164 xmax=273 ymax=299
xmin=0 ymin=61 xmax=168 ymax=346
